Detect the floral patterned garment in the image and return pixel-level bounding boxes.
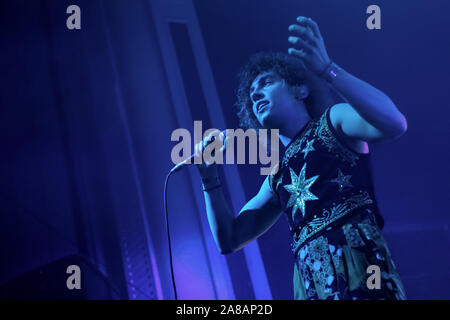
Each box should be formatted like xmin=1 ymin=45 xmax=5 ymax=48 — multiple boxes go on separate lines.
xmin=269 ymin=107 xmax=406 ymax=300
xmin=293 ymin=209 xmax=406 ymax=300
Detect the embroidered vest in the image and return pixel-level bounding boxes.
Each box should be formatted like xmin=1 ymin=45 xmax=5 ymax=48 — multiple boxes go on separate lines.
xmin=269 ymin=107 xmax=384 ymax=258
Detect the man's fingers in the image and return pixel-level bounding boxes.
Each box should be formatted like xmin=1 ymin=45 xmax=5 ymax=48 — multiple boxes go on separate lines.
xmin=195 ymin=129 xmax=231 ymax=165
xmin=288 ymin=47 xmax=306 ymax=58
xmin=288 ymin=36 xmax=313 ymax=52
xmin=194 ymin=141 xmax=201 ymax=158
xmin=218 ymin=131 xmax=225 ymax=143
xmin=204 ymin=129 xmax=222 ymax=144
xmin=288 ymin=24 xmax=317 ymax=45
xmin=296 ymin=16 xmax=323 ymax=39
xmin=219 ymin=136 xmax=228 ymax=153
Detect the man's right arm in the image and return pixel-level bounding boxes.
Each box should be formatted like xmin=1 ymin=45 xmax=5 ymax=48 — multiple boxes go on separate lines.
xmin=229 ymin=176 xmax=283 ymax=253
xmin=202 ymin=174 xmax=283 ymax=255
xmin=195 ymin=129 xmax=283 ymax=254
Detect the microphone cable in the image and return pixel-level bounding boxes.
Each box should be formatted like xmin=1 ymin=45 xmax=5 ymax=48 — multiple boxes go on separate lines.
xmin=164 ymin=170 xmax=178 ymax=300
xmin=164 ymin=131 xmax=225 ymax=300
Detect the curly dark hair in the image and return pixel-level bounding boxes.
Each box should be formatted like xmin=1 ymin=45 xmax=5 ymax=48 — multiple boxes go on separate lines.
xmin=235 ymin=51 xmax=316 ymax=130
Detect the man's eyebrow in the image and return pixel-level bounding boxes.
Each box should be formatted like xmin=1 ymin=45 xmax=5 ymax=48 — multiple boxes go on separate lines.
xmin=250 ymin=74 xmax=273 ymax=94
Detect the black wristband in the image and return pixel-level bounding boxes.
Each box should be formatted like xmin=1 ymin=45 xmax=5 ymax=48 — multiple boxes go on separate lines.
xmin=201 ymin=176 xmax=220 ymax=190
xmin=319 ymin=61 xmax=341 ymax=83
xmin=203 ymin=184 xmax=222 ymax=192
xmin=319 ymin=61 xmax=333 ymax=77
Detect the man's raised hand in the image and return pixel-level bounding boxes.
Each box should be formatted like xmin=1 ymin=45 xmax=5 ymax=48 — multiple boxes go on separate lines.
xmin=287 ymin=16 xmax=332 ymax=75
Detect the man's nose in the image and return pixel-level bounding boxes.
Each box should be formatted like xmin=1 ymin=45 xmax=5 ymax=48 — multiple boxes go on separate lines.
xmin=252 ymin=91 xmax=264 ymax=103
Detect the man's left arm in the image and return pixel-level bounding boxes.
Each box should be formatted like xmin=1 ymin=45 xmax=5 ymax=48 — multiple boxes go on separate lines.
xmin=288 ymin=16 xmax=407 ymax=142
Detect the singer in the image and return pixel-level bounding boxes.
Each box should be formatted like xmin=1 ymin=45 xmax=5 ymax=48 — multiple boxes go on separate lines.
xmin=194 ymin=16 xmax=407 ymax=300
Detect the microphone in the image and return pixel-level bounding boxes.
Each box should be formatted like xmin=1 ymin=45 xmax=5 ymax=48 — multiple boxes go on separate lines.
xmin=170 ymin=130 xmax=227 ymax=173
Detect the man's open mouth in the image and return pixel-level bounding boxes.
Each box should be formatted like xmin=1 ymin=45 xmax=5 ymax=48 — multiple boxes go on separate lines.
xmin=257 ymin=101 xmax=269 ymax=113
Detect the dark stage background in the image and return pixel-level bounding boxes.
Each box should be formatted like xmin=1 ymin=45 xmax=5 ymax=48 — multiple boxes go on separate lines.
xmin=1 ymin=0 xmax=449 ymax=299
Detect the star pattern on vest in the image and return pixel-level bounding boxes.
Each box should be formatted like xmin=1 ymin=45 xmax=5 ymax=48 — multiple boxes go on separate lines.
xmin=284 ymin=163 xmax=320 ymax=220
xmin=301 ymin=139 xmax=315 ymax=159
xmin=330 ymin=168 xmax=353 ymax=192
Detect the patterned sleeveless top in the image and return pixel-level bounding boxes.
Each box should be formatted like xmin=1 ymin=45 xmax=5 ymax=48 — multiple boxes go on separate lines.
xmin=269 ymin=107 xmax=384 ymax=258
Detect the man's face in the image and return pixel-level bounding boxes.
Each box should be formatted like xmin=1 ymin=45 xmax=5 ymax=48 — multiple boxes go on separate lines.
xmin=249 ymin=71 xmax=298 ymax=128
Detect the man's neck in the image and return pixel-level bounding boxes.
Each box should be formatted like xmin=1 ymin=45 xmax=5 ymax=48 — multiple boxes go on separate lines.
xmin=278 ymin=116 xmax=311 ymax=147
